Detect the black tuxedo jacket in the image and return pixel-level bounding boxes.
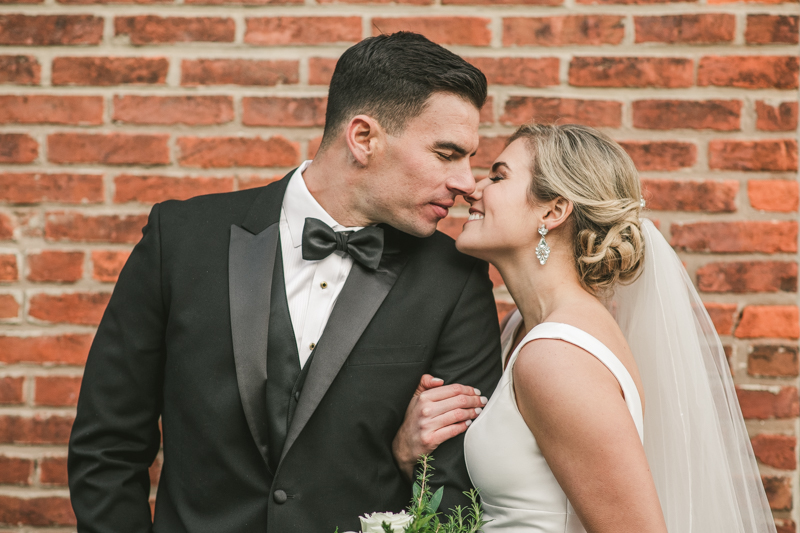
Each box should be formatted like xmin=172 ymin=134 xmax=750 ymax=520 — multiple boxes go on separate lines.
xmin=68 ymin=173 xmax=502 ymax=533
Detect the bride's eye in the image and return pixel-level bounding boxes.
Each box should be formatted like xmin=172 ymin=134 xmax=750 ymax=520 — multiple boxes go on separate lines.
xmin=489 ymin=175 xmax=504 ymax=183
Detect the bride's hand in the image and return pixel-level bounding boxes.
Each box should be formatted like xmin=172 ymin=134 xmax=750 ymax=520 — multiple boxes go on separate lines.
xmin=392 ymin=374 xmax=488 ymax=481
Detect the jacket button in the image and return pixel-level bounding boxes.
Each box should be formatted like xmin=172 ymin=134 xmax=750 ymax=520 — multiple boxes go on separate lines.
xmin=273 ymin=490 xmax=287 ymax=504
xmin=294 ymin=391 xmax=300 ymax=401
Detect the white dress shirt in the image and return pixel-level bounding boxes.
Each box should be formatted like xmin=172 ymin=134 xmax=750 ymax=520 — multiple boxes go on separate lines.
xmin=280 ymin=160 xmax=364 ymax=368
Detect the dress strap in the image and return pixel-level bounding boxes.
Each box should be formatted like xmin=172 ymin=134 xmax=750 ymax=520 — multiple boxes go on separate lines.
xmin=509 ymin=322 xmax=644 ymax=442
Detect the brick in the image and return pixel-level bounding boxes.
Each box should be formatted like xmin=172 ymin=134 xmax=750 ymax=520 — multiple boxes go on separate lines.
xmin=236 ymin=175 xmax=283 ymax=191
xmin=39 ymin=456 xmax=67 ymax=486
xmin=0 ymin=255 xmax=17 ymax=282
xmin=52 ymin=57 xmax=168 ymax=86
xmin=114 ymin=174 xmax=234 ymax=203
xmin=756 ymin=101 xmax=798 ymax=132
xmin=0 ymin=134 xmax=38 ymax=164
xmin=28 ymin=291 xmax=110 ymax=326
xmin=736 ymin=306 xmax=799 ymax=339
xmin=308 ymin=57 xmax=339 ymax=86
xmin=503 ymin=16 xmax=624 ymax=46
xmin=245 ymin=17 xmax=361 ymax=45
xmin=57 ymin=0 xmax=175 ymax=4
xmin=446 ymin=0 xmax=560 ymax=4
xmin=737 ymin=386 xmax=799 ymax=419
xmin=0 ymin=294 xmax=19 ymax=319
xmin=0 ymin=173 xmax=103 ymax=204
xmin=0 ymin=95 xmax=103 ymax=126
xmin=149 ymin=456 xmax=162 ymax=485
xmin=762 ymin=476 xmax=792 ymax=511
xmin=480 ymin=96 xmax=494 ymax=125
xmin=746 ymin=15 xmax=799 ymax=44
xmin=641 ymin=179 xmax=737 ymax=212
xmin=0 ymin=56 xmax=40 ymax=85
xmin=752 ymin=434 xmax=797 ymax=469
xmin=0 ymin=415 xmax=74 ymax=444
xmin=709 ymin=140 xmax=797 ymax=172
xmin=671 ymin=221 xmax=797 ymax=253
xmin=634 ymin=14 xmax=735 ymax=43
xmin=372 ymin=17 xmax=492 ymax=46
xmin=569 ymin=57 xmax=693 ymax=88
xmin=633 ymin=100 xmax=741 ymax=131
xmin=749 ymin=180 xmax=798 ymax=212
xmin=0 ymin=376 xmax=23 ymax=404
xmin=45 ymin=212 xmax=147 ymax=244
xmin=308 ymin=137 xmax=322 ymax=160
xmin=0 ymin=334 xmax=91 ymax=365
xmin=0 ymin=214 xmax=12 ymax=240
xmin=113 ymin=95 xmax=233 ymax=126
xmin=775 ymin=520 xmax=796 ymax=533
xmin=578 ymin=0 xmax=694 ymax=4
xmin=705 ymin=302 xmax=737 ymax=335
xmin=186 ymin=0 xmax=301 ymax=4
xmin=182 ymin=59 xmax=298 ymax=86
xmin=48 ymin=133 xmax=170 ymax=166
xmin=496 ymin=301 xmax=517 ymax=323
xmin=500 ymin=97 xmax=621 ymax=128
xmin=619 ymin=141 xmax=696 ymax=171
xmin=0 ymin=456 xmax=32 ymax=484
xmin=115 ymin=16 xmax=235 ymax=45
xmin=749 ymin=345 xmax=799 ymax=377
xmin=318 ymin=0 xmax=431 ymax=3
xmin=34 ymin=376 xmax=81 ymax=407
xmin=178 ymin=136 xmax=299 ymax=168
xmin=473 ymin=136 xmax=509 ymax=169
xmin=697 ymin=261 xmax=797 ymax=293
xmin=92 ymin=250 xmax=130 ymax=282
xmin=0 ymin=495 xmax=75 ymax=526
xmin=0 ymin=15 xmax=102 ymax=46
xmin=243 ymin=97 xmax=327 ymax=127
xmin=27 ymin=251 xmax=84 ymax=283
xmin=466 ymin=57 xmax=559 ymax=87
xmin=698 ymin=56 xmax=799 ymax=90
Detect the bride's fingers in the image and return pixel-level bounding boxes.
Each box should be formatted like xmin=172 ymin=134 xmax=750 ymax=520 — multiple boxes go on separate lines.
xmin=417 ymin=392 xmax=487 ymax=420
xmin=413 ymin=374 xmax=445 ymax=396
xmin=429 ymin=407 xmax=480 ymax=431
xmin=419 ymin=383 xmax=482 ymax=403
xmin=429 ymin=420 xmax=472 ymax=447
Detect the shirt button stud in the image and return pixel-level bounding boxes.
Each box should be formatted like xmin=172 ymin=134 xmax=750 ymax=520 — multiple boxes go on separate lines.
xmin=320 ymin=281 xmax=328 ymax=289
xmin=273 ymin=490 xmax=287 ymax=504
xmin=309 ymin=342 xmax=316 ymax=350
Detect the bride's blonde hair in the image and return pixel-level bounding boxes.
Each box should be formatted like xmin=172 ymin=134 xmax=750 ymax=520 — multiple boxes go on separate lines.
xmin=508 ymin=123 xmax=645 ymax=296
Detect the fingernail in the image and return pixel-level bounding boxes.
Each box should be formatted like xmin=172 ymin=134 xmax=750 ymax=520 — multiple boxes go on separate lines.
xmin=480 ymin=396 xmax=488 ymax=405
xmin=432 ymin=377 xmax=444 ymax=383
xmin=475 ymin=408 xmax=483 ymax=415
xmin=473 ymin=388 xmax=481 ymax=395
xmin=465 ymin=420 xmax=472 ymax=427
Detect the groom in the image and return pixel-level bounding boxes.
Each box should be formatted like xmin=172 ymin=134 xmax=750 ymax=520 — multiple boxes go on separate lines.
xmin=68 ymin=32 xmax=502 ymax=533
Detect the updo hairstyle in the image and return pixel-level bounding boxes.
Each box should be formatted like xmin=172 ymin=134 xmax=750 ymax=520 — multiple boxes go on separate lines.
xmin=508 ymin=124 xmax=645 ymax=296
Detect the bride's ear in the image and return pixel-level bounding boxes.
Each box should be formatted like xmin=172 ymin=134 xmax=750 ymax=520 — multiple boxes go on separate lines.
xmin=541 ymin=197 xmax=573 ymax=232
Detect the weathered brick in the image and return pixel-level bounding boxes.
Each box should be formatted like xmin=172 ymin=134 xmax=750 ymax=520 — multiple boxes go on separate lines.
xmin=372 ymin=17 xmax=492 ymax=46
xmin=737 ymin=386 xmax=799 ymax=419
xmin=446 ymin=0 xmax=561 ymax=4
xmin=0 ymin=134 xmax=38 ymax=164
xmin=756 ymin=101 xmax=798 ymax=132
xmin=634 ymin=14 xmax=735 ymax=43
xmin=114 ymin=174 xmax=234 ymax=203
xmin=27 ymin=251 xmax=84 ymax=283
xmin=0 ymin=456 xmax=32 ymax=485
xmin=0 ymin=56 xmax=40 ymax=85
xmin=472 ymin=136 xmax=509 ymax=169
xmin=29 ymin=291 xmax=110 ymax=326
xmin=697 ymin=261 xmax=797 ymax=293
xmin=749 ymin=345 xmax=799 ymax=377
xmin=0 ymin=95 xmax=103 ymax=125
xmin=0 ymin=214 xmax=13 ymax=241
xmin=113 ymin=95 xmax=233 ymax=126
xmin=619 ymin=141 xmax=696 ymax=171
xmin=672 ymin=221 xmax=797 ymax=253
xmin=52 ymin=57 xmax=168 ymax=86
xmin=578 ymin=0 xmax=694 ymax=4
xmin=749 ymin=180 xmax=798 ymax=212
xmin=57 ymin=0 xmax=175 ymax=4
xmin=242 ymin=97 xmax=327 ymax=128
xmin=705 ymin=302 xmax=737 ymax=335
xmin=0 ymin=173 xmax=103 ymax=204
xmin=48 ymin=133 xmax=170 ymax=166
xmin=0 ymin=334 xmax=92 ymax=365
xmin=115 ymin=16 xmax=235 ymax=45
xmin=746 ymin=15 xmax=799 ymax=44
xmin=709 ymin=140 xmax=798 ymax=172
xmin=245 ymin=17 xmax=361 ymax=45
xmin=185 ymin=0 xmax=301 ymax=4
xmin=500 ymin=97 xmax=621 ymax=128
xmin=308 ymin=57 xmax=339 ymax=86
xmin=34 ymin=376 xmax=81 ymax=407
xmin=39 ymin=456 xmax=67 ymax=486
xmin=181 ymin=59 xmax=298 ymax=86
xmin=0 ymin=495 xmax=75 ymax=526
xmin=736 ymin=306 xmax=799 ymax=339
xmin=91 ymin=250 xmax=130 ymax=282
xmin=503 ymin=16 xmax=624 ymax=46
xmin=496 ymin=301 xmax=517 ymax=323
xmin=178 ymin=136 xmax=300 ymax=168
xmin=0 ymin=415 xmax=74 ymax=444
xmin=0 ymin=376 xmax=23 ymax=404
xmin=0 ymin=15 xmax=102 ymax=46
xmin=236 ymin=175 xmax=283 ymax=191
xmin=0 ymin=254 xmax=18 ymax=282
xmin=642 ymin=179 xmax=737 ymax=212
xmin=438 ymin=216 xmax=467 ymax=241
xmin=569 ymin=57 xmax=693 ymax=88
xmin=466 ymin=57 xmax=559 ymax=88
xmin=775 ymin=520 xmax=795 ymax=533
xmin=762 ymin=476 xmax=793 ymax=511
xmin=45 ymin=212 xmax=147 ymax=244
xmin=633 ymin=100 xmax=741 ymax=131
xmin=149 ymin=456 xmax=162 ymax=486
xmin=698 ymin=56 xmax=799 ymax=89
xmin=318 ymin=0 xmax=430 ymax=3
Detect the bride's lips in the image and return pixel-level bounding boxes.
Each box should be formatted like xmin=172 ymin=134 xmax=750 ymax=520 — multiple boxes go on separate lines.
xmin=430 ymin=201 xmax=453 ymax=219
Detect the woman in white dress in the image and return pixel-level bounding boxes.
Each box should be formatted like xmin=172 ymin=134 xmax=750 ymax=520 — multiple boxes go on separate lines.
xmin=393 ymin=124 xmax=776 ymax=533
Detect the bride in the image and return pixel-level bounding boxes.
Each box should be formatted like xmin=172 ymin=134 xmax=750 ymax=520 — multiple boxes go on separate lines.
xmin=393 ymin=124 xmax=776 ymax=533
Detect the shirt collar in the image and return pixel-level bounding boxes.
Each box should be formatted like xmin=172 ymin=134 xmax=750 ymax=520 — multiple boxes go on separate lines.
xmin=283 ymin=160 xmax=363 ymax=249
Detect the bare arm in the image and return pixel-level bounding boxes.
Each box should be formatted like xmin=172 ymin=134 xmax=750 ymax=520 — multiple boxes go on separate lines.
xmin=513 ymin=339 xmax=667 ymax=533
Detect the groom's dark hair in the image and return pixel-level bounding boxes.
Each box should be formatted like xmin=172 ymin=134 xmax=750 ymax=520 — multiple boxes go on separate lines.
xmin=319 ymin=32 xmax=487 ymax=150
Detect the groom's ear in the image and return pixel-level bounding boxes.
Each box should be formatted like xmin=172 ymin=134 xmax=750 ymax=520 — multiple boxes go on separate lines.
xmin=345 ymin=115 xmax=383 ymax=167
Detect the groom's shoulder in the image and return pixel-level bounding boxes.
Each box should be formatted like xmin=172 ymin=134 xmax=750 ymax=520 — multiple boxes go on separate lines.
xmin=156 ymin=183 xmax=280 ymax=229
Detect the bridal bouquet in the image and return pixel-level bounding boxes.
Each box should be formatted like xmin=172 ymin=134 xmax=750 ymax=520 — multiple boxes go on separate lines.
xmin=338 ymin=456 xmax=487 ymax=533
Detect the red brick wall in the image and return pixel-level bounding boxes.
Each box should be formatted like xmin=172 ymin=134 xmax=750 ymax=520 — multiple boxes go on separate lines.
xmin=0 ymin=0 xmax=797 ymax=529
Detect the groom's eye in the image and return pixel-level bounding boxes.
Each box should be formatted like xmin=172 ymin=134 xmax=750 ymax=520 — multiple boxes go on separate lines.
xmin=436 ymin=152 xmax=452 ymax=161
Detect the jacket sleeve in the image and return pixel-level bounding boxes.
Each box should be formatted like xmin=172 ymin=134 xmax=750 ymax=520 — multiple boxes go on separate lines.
xmin=426 ymin=258 xmax=503 ymax=514
xmin=68 ymin=203 xmax=167 ymax=533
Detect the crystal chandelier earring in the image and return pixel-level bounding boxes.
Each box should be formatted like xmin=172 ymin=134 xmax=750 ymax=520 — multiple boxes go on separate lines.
xmin=536 ymin=225 xmax=550 ymax=265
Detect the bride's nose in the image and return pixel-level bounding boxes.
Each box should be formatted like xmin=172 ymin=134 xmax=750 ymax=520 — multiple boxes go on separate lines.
xmin=464 ymin=175 xmax=489 ymax=204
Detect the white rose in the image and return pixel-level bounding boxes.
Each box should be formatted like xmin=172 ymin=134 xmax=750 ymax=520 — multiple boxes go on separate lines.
xmin=359 ymin=510 xmax=413 ymax=533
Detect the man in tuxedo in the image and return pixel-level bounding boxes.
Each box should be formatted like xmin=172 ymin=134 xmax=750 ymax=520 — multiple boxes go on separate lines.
xmin=68 ymin=32 xmax=502 ymax=532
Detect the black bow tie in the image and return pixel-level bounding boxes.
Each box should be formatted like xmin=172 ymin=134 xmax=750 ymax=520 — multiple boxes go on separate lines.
xmin=301 ymin=218 xmax=384 ymax=270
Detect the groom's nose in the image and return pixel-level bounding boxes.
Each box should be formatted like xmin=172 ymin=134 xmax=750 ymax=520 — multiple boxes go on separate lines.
xmin=446 ymin=162 xmax=477 ymax=197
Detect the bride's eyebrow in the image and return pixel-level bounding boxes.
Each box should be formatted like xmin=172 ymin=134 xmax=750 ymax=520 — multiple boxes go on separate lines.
xmin=491 ymin=161 xmax=510 ymax=173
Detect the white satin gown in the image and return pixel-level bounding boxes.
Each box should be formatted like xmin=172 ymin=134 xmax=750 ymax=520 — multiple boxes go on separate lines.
xmin=464 ymin=310 xmax=644 ymax=532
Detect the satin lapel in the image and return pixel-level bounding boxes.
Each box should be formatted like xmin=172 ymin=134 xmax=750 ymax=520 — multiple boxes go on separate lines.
xmin=281 ymin=246 xmax=409 ymax=461
xmin=229 ymin=222 xmax=279 ymax=468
